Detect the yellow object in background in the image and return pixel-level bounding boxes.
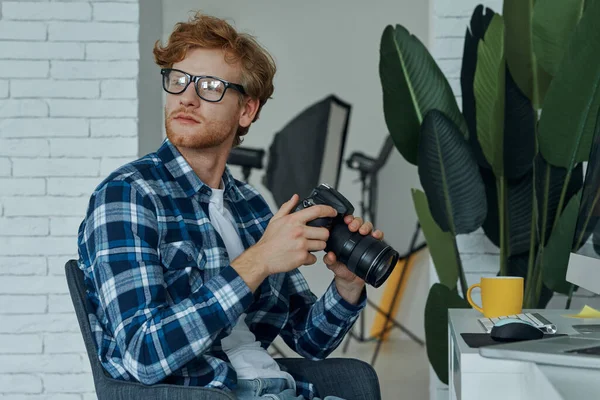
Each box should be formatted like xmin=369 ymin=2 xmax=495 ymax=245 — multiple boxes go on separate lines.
xmin=466 ymin=276 xmax=524 ymax=318
xmin=563 ymin=305 xmax=600 ymax=319
xmin=369 ymin=250 xmax=421 ymax=341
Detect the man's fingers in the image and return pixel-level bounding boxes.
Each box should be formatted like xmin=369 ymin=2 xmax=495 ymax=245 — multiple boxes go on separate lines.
xmin=304 ymin=226 xmax=330 ymax=241
xmin=294 ymin=204 xmax=337 ymax=224
xmin=307 ymin=240 xmax=327 ymax=252
xmin=303 ymin=253 xmax=318 ymax=266
xmin=273 ymin=194 xmax=299 ymax=219
xmin=359 ymin=221 xmax=374 ymax=235
xmin=372 ymin=229 xmax=384 ymax=240
xmin=348 ymin=217 xmax=363 ymax=231
xmin=323 ymin=251 xmax=337 ymax=265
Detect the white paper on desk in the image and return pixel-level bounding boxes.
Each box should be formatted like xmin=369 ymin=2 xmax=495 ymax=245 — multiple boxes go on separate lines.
xmin=563 ymin=305 xmax=600 ymax=319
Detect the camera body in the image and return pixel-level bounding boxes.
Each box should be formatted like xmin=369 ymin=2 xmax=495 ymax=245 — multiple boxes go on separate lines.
xmin=294 ymin=183 xmax=354 ymax=229
xmin=293 ymin=184 xmax=398 ymax=288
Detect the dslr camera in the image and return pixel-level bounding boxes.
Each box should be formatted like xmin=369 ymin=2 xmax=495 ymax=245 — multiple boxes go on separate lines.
xmin=293 ymin=184 xmax=399 ymax=288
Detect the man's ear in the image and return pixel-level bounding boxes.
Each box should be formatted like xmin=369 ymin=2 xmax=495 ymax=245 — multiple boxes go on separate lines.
xmin=239 ymin=97 xmax=260 ymax=128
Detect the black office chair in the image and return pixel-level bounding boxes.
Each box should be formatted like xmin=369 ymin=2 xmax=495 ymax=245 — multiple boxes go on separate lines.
xmin=65 ymin=260 xmax=381 ymax=400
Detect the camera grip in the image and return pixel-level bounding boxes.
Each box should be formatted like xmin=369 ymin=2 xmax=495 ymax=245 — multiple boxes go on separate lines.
xmin=306 ymin=217 xmax=333 ymax=229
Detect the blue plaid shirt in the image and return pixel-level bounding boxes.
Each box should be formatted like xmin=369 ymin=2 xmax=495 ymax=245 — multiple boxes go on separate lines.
xmin=77 ymin=139 xmax=366 ymax=399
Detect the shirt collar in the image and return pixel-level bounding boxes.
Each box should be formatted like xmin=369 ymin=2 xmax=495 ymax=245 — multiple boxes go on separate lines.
xmin=157 ymin=138 xmax=240 ymax=200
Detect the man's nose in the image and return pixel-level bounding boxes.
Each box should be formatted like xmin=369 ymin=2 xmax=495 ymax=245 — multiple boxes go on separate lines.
xmin=179 ymin=81 xmax=200 ymax=108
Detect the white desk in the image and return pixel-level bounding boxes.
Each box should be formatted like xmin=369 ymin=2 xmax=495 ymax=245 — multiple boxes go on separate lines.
xmin=448 ymin=309 xmax=600 ymax=400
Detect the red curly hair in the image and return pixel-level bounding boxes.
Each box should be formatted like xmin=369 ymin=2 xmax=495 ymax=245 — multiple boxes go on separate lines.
xmin=154 ymin=12 xmax=276 ymax=146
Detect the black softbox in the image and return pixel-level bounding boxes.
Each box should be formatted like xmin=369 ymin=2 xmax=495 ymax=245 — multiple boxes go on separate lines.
xmin=262 ymin=95 xmax=352 ymax=207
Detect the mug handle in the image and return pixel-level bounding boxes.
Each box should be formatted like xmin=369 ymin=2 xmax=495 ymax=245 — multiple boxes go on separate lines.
xmin=466 ymin=283 xmax=484 ymax=314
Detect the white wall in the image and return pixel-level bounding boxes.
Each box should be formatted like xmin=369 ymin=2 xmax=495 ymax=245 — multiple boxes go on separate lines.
xmin=162 ymin=0 xmax=431 ymax=342
xmin=0 ymin=1 xmax=139 ymax=399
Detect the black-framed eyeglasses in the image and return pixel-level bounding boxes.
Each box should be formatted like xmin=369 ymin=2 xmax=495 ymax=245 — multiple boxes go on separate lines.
xmin=160 ymin=68 xmax=246 ymax=103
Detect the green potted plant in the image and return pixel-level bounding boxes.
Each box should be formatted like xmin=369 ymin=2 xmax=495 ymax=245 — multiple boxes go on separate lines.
xmin=378 ymin=0 xmax=600 ymax=384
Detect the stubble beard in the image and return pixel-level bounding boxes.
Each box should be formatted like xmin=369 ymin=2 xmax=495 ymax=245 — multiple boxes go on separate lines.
xmin=165 ymin=108 xmax=238 ymax=150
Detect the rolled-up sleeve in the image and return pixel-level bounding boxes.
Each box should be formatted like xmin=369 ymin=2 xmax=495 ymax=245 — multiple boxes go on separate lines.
xmin=279 ymin=269 xmax=366 ymax=360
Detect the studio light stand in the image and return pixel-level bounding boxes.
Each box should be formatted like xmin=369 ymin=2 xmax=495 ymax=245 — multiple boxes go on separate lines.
xmin=342 ymin=150 xmax=425 ymax=366
xmin=228 ymin=147 xmax=266 ymax=182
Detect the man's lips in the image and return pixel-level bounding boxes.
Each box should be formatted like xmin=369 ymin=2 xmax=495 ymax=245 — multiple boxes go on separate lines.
xmin=173 ymin=113 xmax=200 ymax=124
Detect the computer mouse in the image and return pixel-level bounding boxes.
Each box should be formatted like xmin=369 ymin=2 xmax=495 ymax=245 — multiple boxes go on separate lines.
xmin=490 ymin=318 xmax=544 ymax=342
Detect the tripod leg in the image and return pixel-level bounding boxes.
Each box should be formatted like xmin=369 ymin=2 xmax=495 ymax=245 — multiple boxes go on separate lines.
xmin=367 ymin=300 xmax=425 ymax=346
xmin=371 ymin=255 xmax=412 ymax=366
xmin=371 ymin=223 xmax=423 ymax=366
xmin=342 ymin=172 xmax=371 ymax=355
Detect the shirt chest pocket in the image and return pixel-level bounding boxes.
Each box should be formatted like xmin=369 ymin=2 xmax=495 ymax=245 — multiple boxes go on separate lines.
xmin=159 ymin=240 xmax=207 ymax=299
xmin=159 ymin=240 xmax=205 ymax=271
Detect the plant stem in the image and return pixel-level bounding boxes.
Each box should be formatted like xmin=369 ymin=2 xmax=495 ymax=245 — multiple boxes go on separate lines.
xmin=525 ymin=178 xmax=538 ymax=308
xmin=539 ymin=165 xmax=573 ymax=308
xmin=532 ymin=58 xmax=540 ymax=111
xmin=498 ymin=176 xmax=507 ymax=276
xmin=529 ymin=163 xmax=551 ymax=308
xmin=534 ymin=247 xmax=545 ymax=307
xmin=453 ymin=237 xmax=468 ymax=299
xmin=523 ymin=231 xmax=536 ymax=308
xmin=525 ymin=247 xmax=541 ymax=308
xmin=566 ymin=284 xmax=575 ymax=309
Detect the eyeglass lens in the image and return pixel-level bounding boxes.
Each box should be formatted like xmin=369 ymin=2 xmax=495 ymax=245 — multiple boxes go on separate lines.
xmin=163 ymin=70 xmax=226 ymax=101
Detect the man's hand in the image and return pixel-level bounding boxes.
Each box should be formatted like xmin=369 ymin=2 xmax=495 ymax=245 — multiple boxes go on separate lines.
xmin=231 ymin=194 xmax=337 ymax=292
xmin=324 ymin=215 xmax=384 ymax=304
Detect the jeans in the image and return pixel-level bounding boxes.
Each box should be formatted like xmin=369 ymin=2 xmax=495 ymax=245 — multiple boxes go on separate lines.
xmin=233 ymin=378 xmax=345 ymax=400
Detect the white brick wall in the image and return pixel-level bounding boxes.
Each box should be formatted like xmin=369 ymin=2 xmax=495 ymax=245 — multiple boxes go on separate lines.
xmin=0 ymin=1 xmax=140 ymax=399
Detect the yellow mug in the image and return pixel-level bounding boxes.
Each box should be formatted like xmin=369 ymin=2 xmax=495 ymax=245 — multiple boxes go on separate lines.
xmin=466 ymin=277 xmax=524 ymax=318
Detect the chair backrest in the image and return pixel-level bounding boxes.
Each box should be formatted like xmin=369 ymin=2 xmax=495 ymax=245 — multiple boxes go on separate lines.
xmin=65 ymin=259 xmax=109 ymax=387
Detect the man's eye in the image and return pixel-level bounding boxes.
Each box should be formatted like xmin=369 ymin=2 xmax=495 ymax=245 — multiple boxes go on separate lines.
xmin=201 ymin=81 xmax=223 ymax=92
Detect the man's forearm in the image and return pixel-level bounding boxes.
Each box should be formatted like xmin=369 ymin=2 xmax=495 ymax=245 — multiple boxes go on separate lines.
xmin=230 ymin=244 xmax=269 ymax=292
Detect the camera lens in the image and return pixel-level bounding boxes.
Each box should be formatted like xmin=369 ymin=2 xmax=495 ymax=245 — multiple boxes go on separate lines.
xmin=328 ymin=224 xmax=399 ymax=288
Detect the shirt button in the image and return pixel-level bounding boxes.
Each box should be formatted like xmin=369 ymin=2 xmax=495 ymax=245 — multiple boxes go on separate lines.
xmin=187 ymin=255 xmax=193 ymax=262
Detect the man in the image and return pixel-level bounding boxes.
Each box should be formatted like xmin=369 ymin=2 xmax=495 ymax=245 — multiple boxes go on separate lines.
xmin=78 ymin=12 xmax=384 ymax=400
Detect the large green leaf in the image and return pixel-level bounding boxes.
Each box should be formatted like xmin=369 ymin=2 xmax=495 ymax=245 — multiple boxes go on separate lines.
xmin=379 ymin=24 xmax=466 ymax=165
xmin=461 ymin=5 xmax=496 ymax=170
xmin=503 ymin=67 xmax=536 ymax=180
xmin=425 ymin=284 xmax=471 ymax=385
xmin=532 ymin=0 xmax=584 ymax=76
xmin=474 ymin=14 xmax=506 ymax=177
xmin=503 ymin=0 xmax=552 ymax=107
xmin=503 ymin=0 xmax=535 ymax=102
xmin=506 ymin=173 xmax=534 ymax=255
xmin=479 ymin=166 xmax=535 ymax=256
xmin=535 ymin=155 xmax=584 ymax=244
xmin=417 ymin=110 xmax=487 ymax=235
xmin=412 ymin=189 xmax=459 ymax=289
xmin=542 ymin=192 xmax=580 ymax=294
xmin=481 ymin=167 xmax=500 ymax=247
xmin=538 ymin=0 xmax=600 ymax=168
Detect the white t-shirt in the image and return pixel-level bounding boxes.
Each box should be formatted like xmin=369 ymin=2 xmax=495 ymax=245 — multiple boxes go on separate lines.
xmin=207 ymin=185 xmax=295 ymax=389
